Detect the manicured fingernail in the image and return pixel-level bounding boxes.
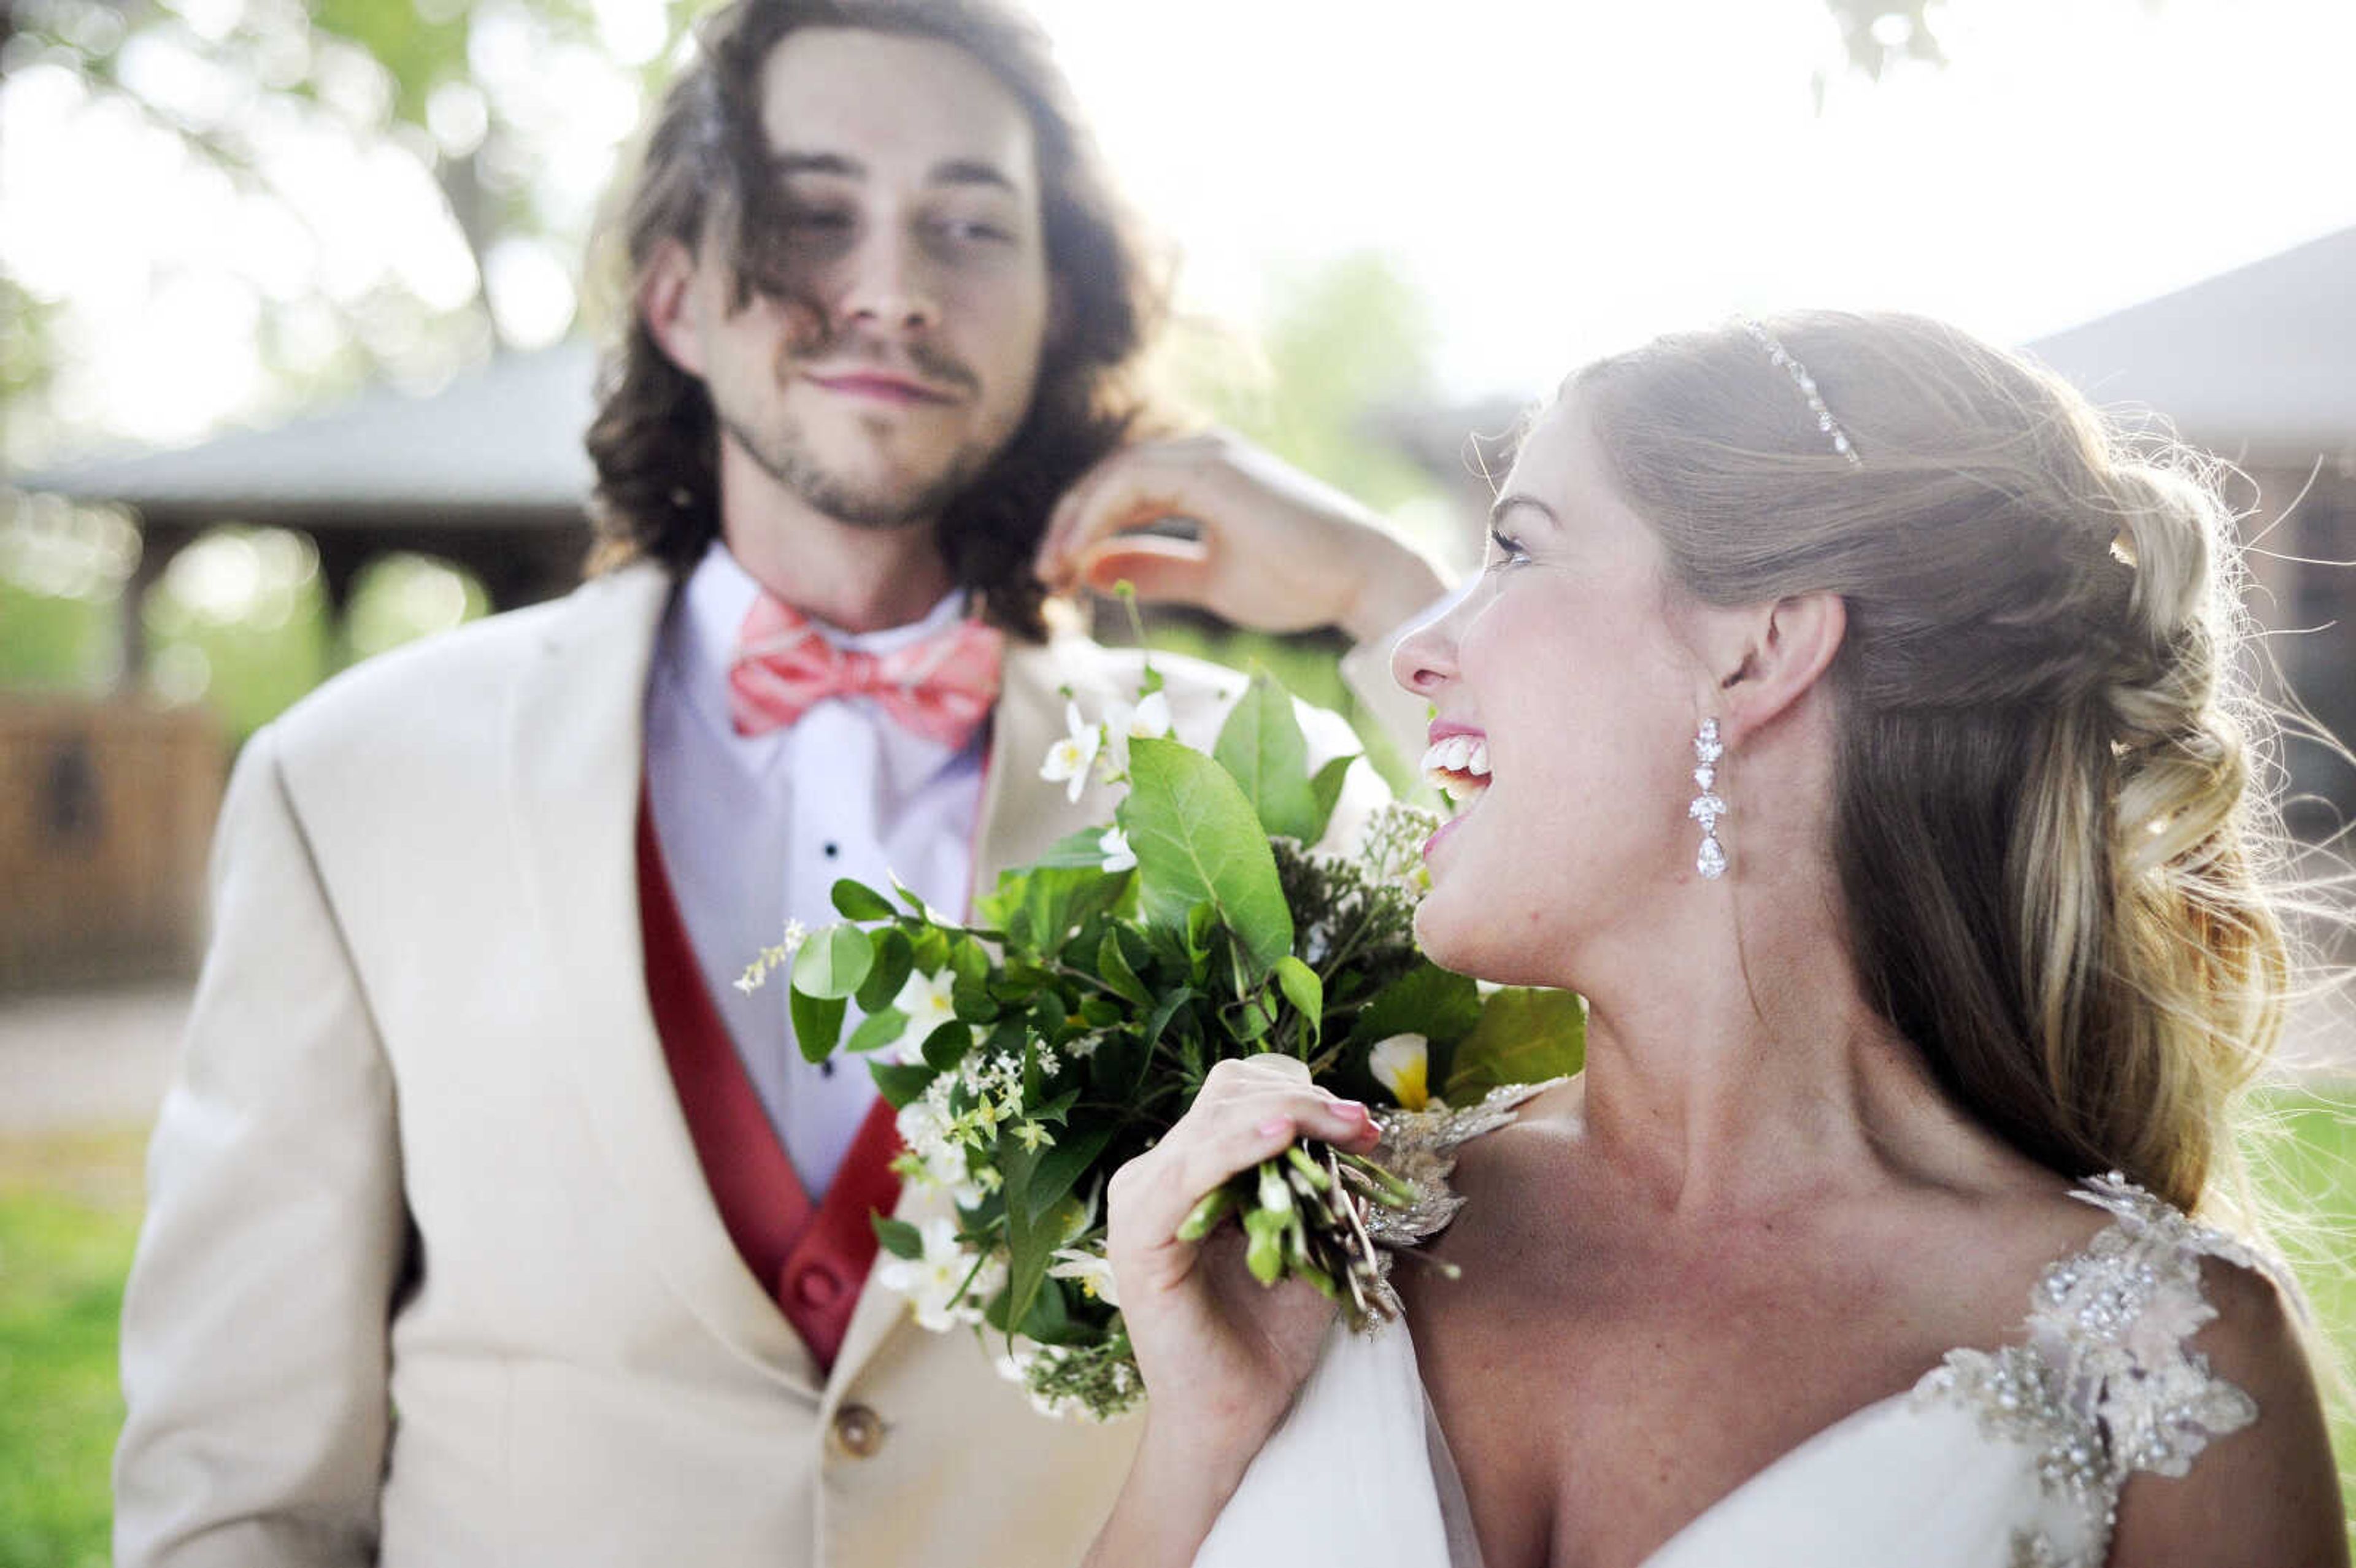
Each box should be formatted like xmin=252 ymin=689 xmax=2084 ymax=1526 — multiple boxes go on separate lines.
xmin=1255 ymin=1116 xmax=1291 ymax=1139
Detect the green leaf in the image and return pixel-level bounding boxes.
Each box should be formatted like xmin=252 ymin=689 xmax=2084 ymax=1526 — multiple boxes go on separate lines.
xmin=1229 ymin=991 xmax=1276 ymax=1043
xmin=920 ymin=1020 xmax=974 ymax=1072
xmin=951 ymin=977 xmax=999 ymax=1024
xmin=1031 ymin=827 xmax=1120 ymax=870
xmin=1118 ymin=737 xmax=1294 ymax=982
xmin=1306 ymin=753 xmax=1358 ymax=844
xmin=996 ymin=1121 xmax=1115 ymax=1350
xmin=1026 ymin=1088 xmax=1082 ymax=1126
xmin=831 ymin=878 xmax=898 ymax=921
xmin=1272 ymin=955 xmax=1324 ymax=1049
xmin=1096 ymin=931 xmax=1153 ymax=1008
xmin=909 ymin=924 xmax=951 ymax=974
xmin=1030 ymin=1124 xmax=1114 ymax=1216
xmin=855 ymin=929 xmax=914 ymax=1013
xmin=950 ymin=936 xmax=990 ymax=988
xmin=1443 ymin=987 xmax=1587 ymax=1103
xmin=1019 ymin=1274 xmax=1076 ymax=1343
xmin=1185 ymin=901 xmax=1218 ymax=961
xmin=869 ymin=1058 xmax=937 ymax=1109
xmin=1350 ymin=962 xmax=1483 ymax=1048
xmin=996 ymin=1140 xmax=1050 ymax=1350
xmin=844 ymin=1007 xmax=910 ymax=1055
xmin=1022 ymin=1029 xmax=1044 ymax=1109
xmin=791 ymin=988 xmax=847 ymax=1064
xmin=993 ymin=864 xmax=1131 ymax=956
xmin=889 ymin=870 xmax=936 ymax=915
xmin=872 ymin=1213 xmax=924 ymax=1260
xmin=792 ymin=924 xmax=874 ymax=1001
xmin=1212 ymin=670 xmax=1321 ymax=842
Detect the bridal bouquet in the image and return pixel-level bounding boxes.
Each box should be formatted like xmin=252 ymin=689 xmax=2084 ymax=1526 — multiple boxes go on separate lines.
xmin=745 ymin=653 xmax=1582 ymax=1420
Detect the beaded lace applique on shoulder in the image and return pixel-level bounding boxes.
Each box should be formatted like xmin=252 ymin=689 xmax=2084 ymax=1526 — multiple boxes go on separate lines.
xmin=1910 ymin=1173 xmax=2285 ymax=1567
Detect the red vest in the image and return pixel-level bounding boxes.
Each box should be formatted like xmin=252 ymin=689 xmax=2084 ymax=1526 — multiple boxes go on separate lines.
xmin=635 ymin=795 xmax=903 ymax=1370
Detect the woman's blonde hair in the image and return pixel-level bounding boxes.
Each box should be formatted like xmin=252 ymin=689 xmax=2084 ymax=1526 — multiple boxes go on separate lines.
xmin=1576 ymin=310 xmax=2294 ymax=1213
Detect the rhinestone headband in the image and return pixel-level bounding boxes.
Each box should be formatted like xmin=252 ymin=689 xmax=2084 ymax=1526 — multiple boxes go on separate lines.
xmin=1740 ymin=318 xmax=1862 ymax=469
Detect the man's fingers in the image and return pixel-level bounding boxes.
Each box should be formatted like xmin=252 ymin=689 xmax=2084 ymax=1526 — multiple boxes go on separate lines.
xmin=1078 ymin=536 xmax=1215 ymax=603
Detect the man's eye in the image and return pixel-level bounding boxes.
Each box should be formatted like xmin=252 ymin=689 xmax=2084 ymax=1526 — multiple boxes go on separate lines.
xmin=936 ymin=217 xmax=1012 ymax=245
xmin=785 ymin=209 xmax=854 ymax=232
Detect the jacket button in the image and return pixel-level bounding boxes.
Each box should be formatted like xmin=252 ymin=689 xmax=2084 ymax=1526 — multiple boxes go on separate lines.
xmin=831 ymin=1403 xmax=886 ymax=1459
xmin=795 ymin=1266 xmax=844 ymax=1309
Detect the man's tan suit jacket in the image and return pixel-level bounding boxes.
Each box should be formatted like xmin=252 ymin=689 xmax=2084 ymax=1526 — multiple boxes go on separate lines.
xmin=114 ymin=561 xmax=1390 ymax=1567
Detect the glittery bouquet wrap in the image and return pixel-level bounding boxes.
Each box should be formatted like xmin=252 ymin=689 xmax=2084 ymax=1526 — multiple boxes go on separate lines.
xmin=750 ymin=661 xmax=1585 ymax=1420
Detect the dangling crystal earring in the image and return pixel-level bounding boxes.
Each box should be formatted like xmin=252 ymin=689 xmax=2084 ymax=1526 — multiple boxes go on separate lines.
xmin=1688 ymin=719 xmax=1728 ymax=880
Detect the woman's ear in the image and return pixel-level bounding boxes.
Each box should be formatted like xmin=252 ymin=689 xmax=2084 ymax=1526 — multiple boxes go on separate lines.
xmin=1711 ymin=591 xmax=1846 ymax=744
xmin=639 ymin=239 xmax=706 ymax=377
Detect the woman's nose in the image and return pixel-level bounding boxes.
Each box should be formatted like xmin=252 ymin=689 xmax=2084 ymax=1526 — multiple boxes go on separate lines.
xmin=1390 ymin=591 xmax=1463 ymax=698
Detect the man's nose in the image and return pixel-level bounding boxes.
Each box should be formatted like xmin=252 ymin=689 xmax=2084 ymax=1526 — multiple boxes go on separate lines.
xmin=840 ymin=225 xmax=937 ymax=334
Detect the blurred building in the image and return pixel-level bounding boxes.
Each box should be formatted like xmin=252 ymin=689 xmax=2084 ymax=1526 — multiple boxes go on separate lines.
xmin=2025 ymin=226 xmax=2356 ymax=832
xmin=18 ymin=343 xmax=600 ymax=675
xmin=9 ymin=345 xmax=598 ymax=988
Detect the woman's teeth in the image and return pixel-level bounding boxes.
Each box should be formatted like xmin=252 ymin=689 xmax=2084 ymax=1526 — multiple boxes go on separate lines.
xmin=1420 ymin=734 xmax=1492 ymax=801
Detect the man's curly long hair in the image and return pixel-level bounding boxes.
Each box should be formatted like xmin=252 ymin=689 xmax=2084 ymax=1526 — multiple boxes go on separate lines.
xmin=583 ymin=0 xmax=1164 ymax=639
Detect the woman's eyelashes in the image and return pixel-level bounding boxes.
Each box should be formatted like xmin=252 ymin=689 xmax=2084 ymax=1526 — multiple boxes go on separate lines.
xmin=1485 ymin=526 xmax=1531 ymax=571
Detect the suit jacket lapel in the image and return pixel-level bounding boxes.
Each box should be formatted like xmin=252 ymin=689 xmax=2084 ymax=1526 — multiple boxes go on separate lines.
xmin=507 ymin=561 xmax=821 ymax=1396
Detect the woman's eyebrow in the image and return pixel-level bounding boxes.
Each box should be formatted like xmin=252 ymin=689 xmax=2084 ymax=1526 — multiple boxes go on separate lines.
xmin=1488 ymin=493 xmax=1560 ymax=529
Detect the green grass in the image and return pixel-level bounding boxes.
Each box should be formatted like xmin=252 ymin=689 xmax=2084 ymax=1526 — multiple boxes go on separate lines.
xmin=0 ymin=1100 xmax=2350 ymax=1558
xmin=0 ymin=1131 xmax=145 ymax=1568
xmin=2250 ymin=1085 xmax=2356 ymax=1501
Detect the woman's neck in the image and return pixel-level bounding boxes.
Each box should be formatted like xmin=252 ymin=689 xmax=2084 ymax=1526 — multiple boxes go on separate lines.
xmin=1565 ymin=872 xmax=1989 ymax=1221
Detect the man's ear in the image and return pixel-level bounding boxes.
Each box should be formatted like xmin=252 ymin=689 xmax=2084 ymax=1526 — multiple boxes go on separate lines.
xmin=639 ymin=238 xmax=706 ymax=377
xmin=1711 ymin=591 xmax=1846 ymax=744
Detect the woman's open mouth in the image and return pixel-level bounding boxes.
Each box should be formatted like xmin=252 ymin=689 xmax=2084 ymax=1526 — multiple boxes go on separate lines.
xmin=1420 ymin=731 xmax=1492 ymax=809
xmin=1419 ymin=731 xmax=1491 ymax=861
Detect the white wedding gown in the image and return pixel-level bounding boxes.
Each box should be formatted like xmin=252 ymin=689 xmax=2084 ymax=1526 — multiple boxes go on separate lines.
xmin=1195 ymin=1174 xmax=2284 ymax=1568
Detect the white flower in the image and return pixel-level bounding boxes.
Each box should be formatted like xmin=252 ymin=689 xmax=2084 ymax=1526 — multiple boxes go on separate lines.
xmin=1040 ymin=699 xmax=1103 ymax=803
xmin=1098 ymin=690 xmax=1173 ymax=777
xmin=731 ymin=918 xmax=810 ymax=995
xmin=994 ymin=1338 xmax=1043 ymax=1383
xmin=1097 ymin=826 xmax=1137 ymax=873
xmin=876 ymin=1215 xmax=1001 ymax=1333
xmin=885 ymin=968 xmax=962 ymax=1063
xmin=1104 ymin=690 xmax=1171 ymax=742
xmin=1047 ymin=1245 xmax=1122 ymax=1309
xmin=1368 ymin=1032 xmax=1435 ymax=1112
xmin=893 ymin=1097 xmax=982 ymax=1205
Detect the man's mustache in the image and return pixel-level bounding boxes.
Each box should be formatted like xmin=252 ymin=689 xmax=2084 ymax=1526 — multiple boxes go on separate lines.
xmin=777 ymin=326 xmax=981 ymax=399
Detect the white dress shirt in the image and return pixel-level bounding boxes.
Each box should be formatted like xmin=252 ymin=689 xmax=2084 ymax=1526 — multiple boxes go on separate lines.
xmin=644 ymin=543 xmax=985 ymax=1201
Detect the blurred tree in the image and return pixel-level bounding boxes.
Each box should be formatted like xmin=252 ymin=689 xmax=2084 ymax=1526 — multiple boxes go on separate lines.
xmin=1 ymin=0 xmax=703 ymax=462
xmin=140 ymin=526 xmax=333 ymax=736
xmin=1 ymin=0 xmax=1974 ymax=465
xmin=1170 ymin=250 xmax=1444 ymax=520
xmin=342 ymin=551 xmax=490 ymax=665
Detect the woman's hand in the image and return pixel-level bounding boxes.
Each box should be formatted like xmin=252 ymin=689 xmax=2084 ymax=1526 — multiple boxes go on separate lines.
xmin=1036 ymin=431 xmax=1449 ymax=645
xmin=1083 ymin=1057 xmax=1384 ymax=1567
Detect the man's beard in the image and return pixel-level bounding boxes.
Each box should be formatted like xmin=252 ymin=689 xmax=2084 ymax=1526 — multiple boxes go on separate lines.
xmin=720 ymin=408 xmax=998 ymax=531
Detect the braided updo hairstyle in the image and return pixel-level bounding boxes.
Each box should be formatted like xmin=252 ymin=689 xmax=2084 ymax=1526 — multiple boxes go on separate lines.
xmin=1576 ymin=311 xmax=2290 ymax=1213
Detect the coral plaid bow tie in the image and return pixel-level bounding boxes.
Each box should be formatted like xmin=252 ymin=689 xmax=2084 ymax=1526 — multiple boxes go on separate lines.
xmin=728 ymin=595 xmax=1003 ymax=749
